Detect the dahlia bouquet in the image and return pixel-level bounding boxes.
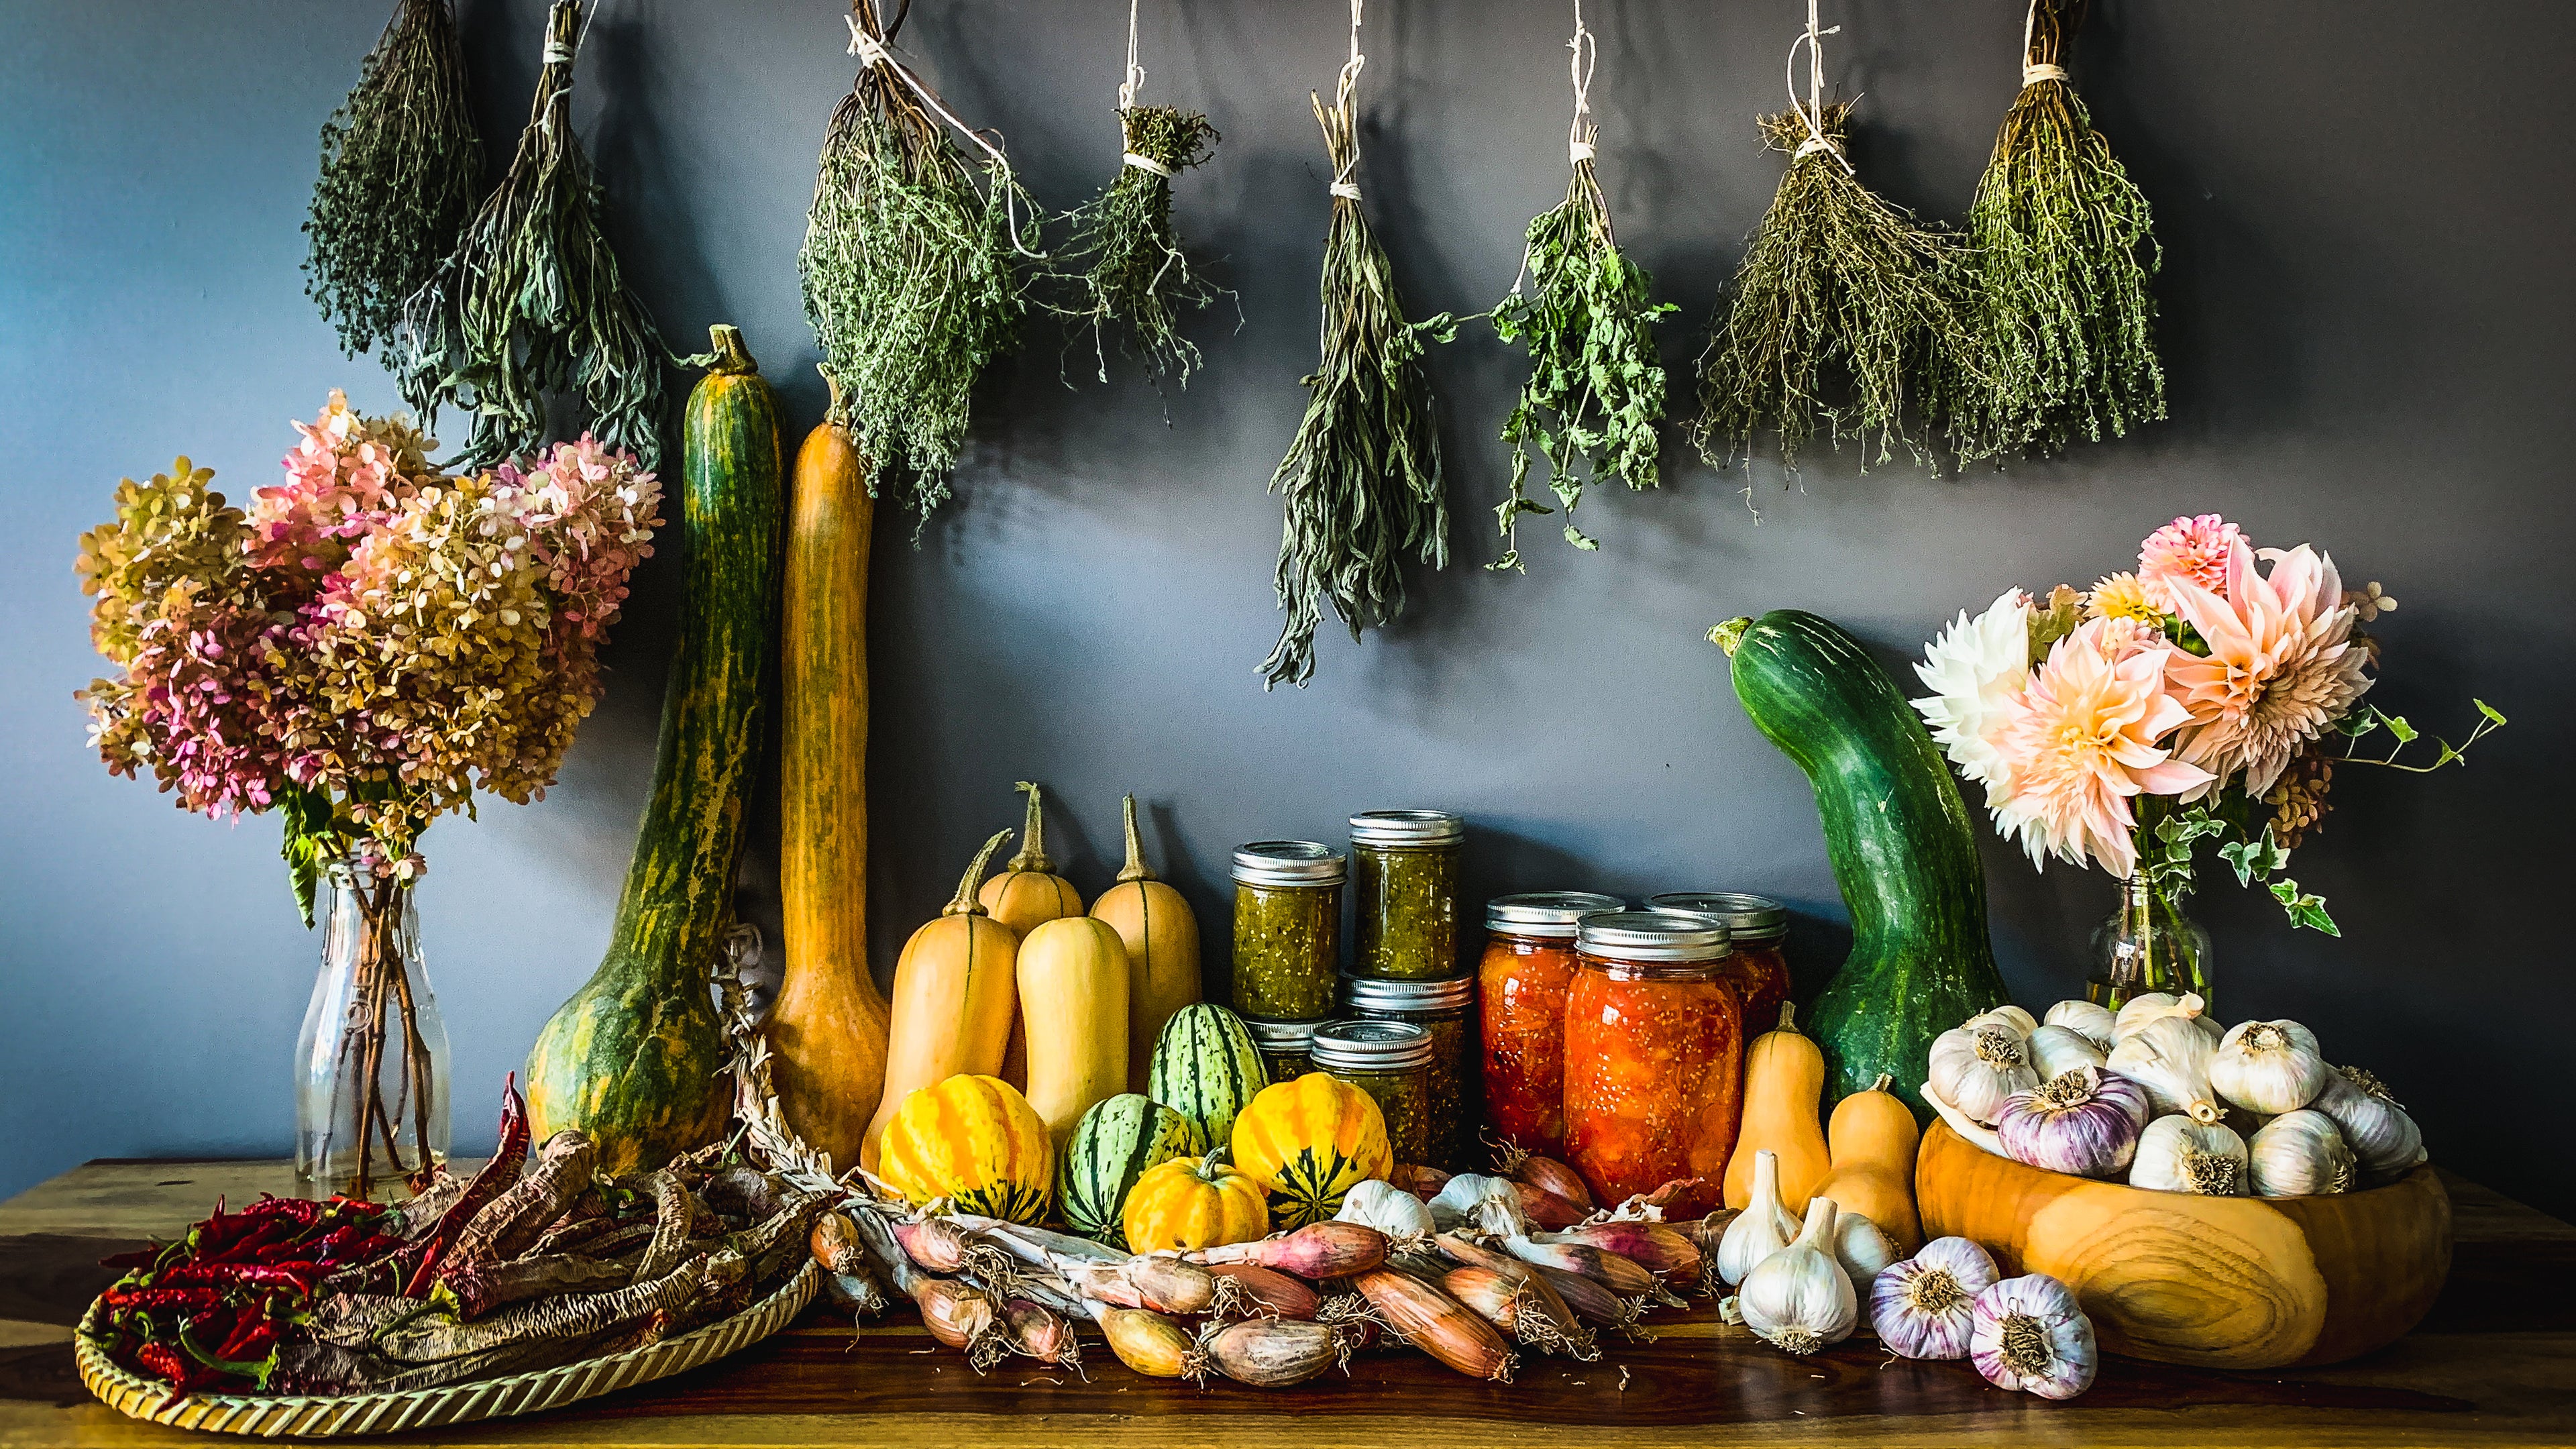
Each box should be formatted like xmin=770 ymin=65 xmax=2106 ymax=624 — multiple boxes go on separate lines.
xmin=1913 ymin=514 xmax=2500 ymax=959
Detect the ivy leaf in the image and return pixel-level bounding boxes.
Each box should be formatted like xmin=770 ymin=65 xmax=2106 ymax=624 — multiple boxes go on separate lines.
xmin=2381 ymin=712 xmax=2418 ymax=745
xmin=2270 ymin=877 xmax=2341 ymax=936
xmin=2475 ymin=698 xmax=2508 ymax=727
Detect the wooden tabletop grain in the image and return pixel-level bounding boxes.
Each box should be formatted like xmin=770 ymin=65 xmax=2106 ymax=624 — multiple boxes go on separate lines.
xmin=1 ymin=1159 xmax=2569 ymax=1447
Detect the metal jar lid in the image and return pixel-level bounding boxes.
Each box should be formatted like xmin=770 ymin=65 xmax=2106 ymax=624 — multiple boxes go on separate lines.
xmin=1340 ymin=973 xmax=1474 ymax=1015
xmin=1242 ymin=1016 xmax=1322 ymax=1053
xmin=1232 ymin=841 xmax=1346 ymax=888
xmin=1348 ymin=809 xmax=1466 ymax=847
xmin=1308 ymin=1019 xmax=1434 ymax=1071
xmin=1576 ymin=910 xmax=1732 ymax=962
xmin=1486 ymin=892 xmax=1627 ymax=938
xmin=1647 ymin=892 xmax=1787 ymax=941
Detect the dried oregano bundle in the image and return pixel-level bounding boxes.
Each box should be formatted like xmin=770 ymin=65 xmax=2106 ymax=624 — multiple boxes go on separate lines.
xmin=1260 ymin=48 xmax=1452 ymax=690
xmin=394 ymin=1 xmax=684 ymax=470
xmin=1057 ymin=103 xmax=1224 ymax=384
xmin=1488 ymin=7 xmax=1672 ymax=570
xmin=800 ymin=1 xmax=1040 ymax=535
xmin=305 ymin=0 xmax=481 ymax=358
xmin=1949 ymin=0 xmax=2165 ymax=464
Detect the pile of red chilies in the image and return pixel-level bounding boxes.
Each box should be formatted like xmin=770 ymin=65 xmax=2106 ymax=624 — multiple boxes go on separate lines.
xmin=89 ymin=1195 xmax=407 ymax=1399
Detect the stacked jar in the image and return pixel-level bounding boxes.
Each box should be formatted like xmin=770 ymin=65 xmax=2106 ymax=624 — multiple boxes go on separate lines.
xmin=1309 ymin=1019 xmax=1434 ymax=1165
xmin=1340 ymin=975 xmax=1475 ymax=1171
xmin=1648 ymin=892 xmax=1792 ymax=1031
xmin=1343 ymin=810 xmax=1474 ymax=1170
xmin=1476 ymin=892 xmax=1624 ymax=1159
xmin=1232 ymin=842 xmax=1344 ymax=1067
xmin=1560 ymin=910 xmax=1744 ymax=1213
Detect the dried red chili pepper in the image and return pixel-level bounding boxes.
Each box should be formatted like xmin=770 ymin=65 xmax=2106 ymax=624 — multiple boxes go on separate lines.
xmin=97 ymin=1242 xmax=175 ymax=1273
xmin=158 ymin=1261 xmax=320 ymax=1293
xmin=215 ymin=1317 xmax=276 ymax=1364
xmin=101 ymin=1286 xmax=227 ymax=1312
xmin=407 ymin=1073 xmax=529 ymax=1297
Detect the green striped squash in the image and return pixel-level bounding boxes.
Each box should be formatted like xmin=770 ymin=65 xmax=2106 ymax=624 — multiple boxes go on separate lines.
xmin=1146 ymin=1004 xmax=1267 ymax=1152
xmin=1059 ymin=1094 xmax=1206 ymax=1246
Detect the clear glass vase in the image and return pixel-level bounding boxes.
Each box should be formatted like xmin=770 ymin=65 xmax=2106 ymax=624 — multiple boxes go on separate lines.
xmin=2087 ymin=874 xmax=2214 ymax=1013
xmin=295 ymin=865 xmax=449 ymax=1199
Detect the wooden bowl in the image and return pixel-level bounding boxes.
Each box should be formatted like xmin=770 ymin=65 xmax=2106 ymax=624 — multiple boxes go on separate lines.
xmin=1914 ymin=1120 xmax=2451 ymax=1370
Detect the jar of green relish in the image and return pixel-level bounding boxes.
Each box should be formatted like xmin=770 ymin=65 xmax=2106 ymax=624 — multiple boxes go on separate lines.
xmin=1309 ymin=1019 xmax=1433 ymax=1165
xmin=1232 ymin=842 xmax=1344 ymax=1020
xmin=1243 ymin=1016 xmax=1322 ymax=1085
xmin=1340 ymin=974 xmax=1477 ymax=1172
xmin=1349 ymin=810 xmax=1464 ymax=981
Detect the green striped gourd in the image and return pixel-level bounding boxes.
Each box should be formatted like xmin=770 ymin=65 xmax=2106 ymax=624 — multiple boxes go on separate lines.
xmin=1146 ymin=1004 xmax=1267 ymax=1152
xmin=1059 ymin=1094 xmax=1208 ymax=1246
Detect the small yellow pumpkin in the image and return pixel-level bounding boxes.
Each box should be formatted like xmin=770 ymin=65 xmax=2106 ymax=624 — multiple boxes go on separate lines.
xmin=875 ymin=1074 xmax=1054 ymax=1224
xmin=1122 ymin=1155 xmax=1268 ymax=1252
xmin=1230 ymin=1073 xmax=1393 ymax=1228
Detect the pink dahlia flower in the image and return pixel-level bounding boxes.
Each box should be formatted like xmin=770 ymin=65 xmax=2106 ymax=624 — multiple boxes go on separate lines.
xmin=2163 ymin=540 xmax=2374 ymax=797
xmin=2137 ymin=513 xmax=2245 ymax=612
xmin=1990 ymin=617 xmax=2212 ymax=877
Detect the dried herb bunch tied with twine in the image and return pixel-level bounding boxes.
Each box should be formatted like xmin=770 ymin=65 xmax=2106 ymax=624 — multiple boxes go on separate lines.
xmin=1260 ymin=33 xmax=1452 ymax=690
xmin=801 ymin=1 xmax=1041 ymax=536
xmin=1058 ymin=103 xmax=1224 ymax=384
xmin=305 ymin=0 xmax=482 ymax=358
xmin=1951 ymin=0 xmax=2164 ymax=464
xmin=394 ymin=1 xmax=685 ymax=470
xmin=1489 ymin=4 xmax=1673 ymax=570
xmin=1693 ymin=96 xmax=1969 ymax=476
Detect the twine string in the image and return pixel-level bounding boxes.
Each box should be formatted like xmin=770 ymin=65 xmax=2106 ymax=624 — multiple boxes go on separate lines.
xmin=1566 ymin=0 xmax=1597 ymax=166
xmin=1330 ymin=0 xmax=1366 ymax=201
xmin=843 ymin=9 xmax=1038 ymax=255
xmin=1118 ymin=0 xmax=1146 ymax=111
xmin=1784 ymin=0 xmax=1853 ymax=173
xmin=2021 ymin=0 xmax=2068 ymax=85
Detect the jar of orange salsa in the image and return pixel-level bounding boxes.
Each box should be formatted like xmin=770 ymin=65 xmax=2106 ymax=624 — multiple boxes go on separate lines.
xmin=1478 ymin=892 xmax=1624 ymax=1158
xmin=1648 ymin=892 xmax=1790 ymax=1030
xmin=1562 ymin=912 xmax=1743 ymax=1210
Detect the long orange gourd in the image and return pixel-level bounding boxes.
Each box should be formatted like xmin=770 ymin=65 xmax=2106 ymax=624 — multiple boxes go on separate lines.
xmin=763 ymin=376 xmax=887 ymax=1171
xmin=1724 ymin=1002 xmax=1832 ymax=1213
xmin=861 ymin=830 xmax=1020 ymax=1175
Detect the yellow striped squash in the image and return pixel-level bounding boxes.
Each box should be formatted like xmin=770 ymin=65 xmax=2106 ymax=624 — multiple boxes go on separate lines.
xmin=1230 ymin=1073 xmax=1394 ymax=1228
xmin=1122 ymin=1155 xmax=1269 ymax=1252
xmin=875 ymin=1074 xmax=1054 ymax=1224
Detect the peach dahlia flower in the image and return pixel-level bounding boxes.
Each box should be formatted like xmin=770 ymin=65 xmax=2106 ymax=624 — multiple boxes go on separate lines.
xmin=2163 ymin=540 xmax=2373 ymax=798
xmin=1990 ymin=617 xmax=2212 ymax=878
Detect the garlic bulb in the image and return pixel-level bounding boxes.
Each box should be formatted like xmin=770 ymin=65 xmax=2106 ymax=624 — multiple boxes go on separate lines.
xmin=1993 ymin=1067 xmax=2149 ymax=1179
xmin=1716 ymin=1149 xmax=1799 ymax=1287
xmin=1929 ymin=1024 xmax=2040 ymax=1124
xmin=2026 ymin=1024 xmax=2108 ymax=1081
xmin=2106 ymin=1014 xmax=2224 ymax=1124
xmin=2112 ymin=991 xmax=2216 ymax=1042
xmin=2210 ymin=1019 xmax=2328 ymax=1114
xmin=2248 ymin=1110 xmax=2355 ymax=1197
xmin=2311 ymin=1066 xmax=2425 ymax=1179
xmin=1427 ymin=1174 xmax=1528 ymax=1238
xmin=1921 ymin=1079 xmax=2009 ymax=1159
xmin=2043 ymin=1000 xmax=2116 ymax=1051
xmin=2129 ymin=1116 xmax=2249 ymax=1195
xmin=1966 ymin=1005 xmax=2038 ymax=1037
xmin=1738 ymin=1196 xmax=1857 ymax=1356
xmin=1870 ymin=1236 xmax=1998 ymax=1360
xmin=1971 ymin=1273 xmax=2098 ymax=1399
xmin=1337 ymin=1178 xmax=1437 ymax=1243
xmin=1828 ymin=1204 xmax=1898 ymax=1285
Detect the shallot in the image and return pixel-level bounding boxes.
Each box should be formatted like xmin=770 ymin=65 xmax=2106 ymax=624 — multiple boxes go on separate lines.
xmin=1184 ymin=1318 xmax=1356 ymax=1387
xmin=1350 ymin=1269 xmax=1518 ymax=1382
xmin=1191 ymin=1222 xmax=1388 ymax=1279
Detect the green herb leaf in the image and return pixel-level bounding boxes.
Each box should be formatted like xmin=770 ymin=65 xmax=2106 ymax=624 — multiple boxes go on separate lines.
xmin=1051 ymin=105 xmax=1225 ymax=386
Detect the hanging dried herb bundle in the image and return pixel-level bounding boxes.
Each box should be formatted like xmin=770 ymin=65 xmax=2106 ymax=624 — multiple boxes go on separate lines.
xmin=394 ymin=1 xmax=683 ymax=470
xmin=1488 ymin=4 xmax=1672 ymax=570
xmin=305 ymin=0 xmax=482 ymax=358
xmin=1258 ymin=35 xmax=1452 ymax=690
xmin=1691 ymin=97 xmax=1969 ymax=476
xmin=800 ymin=1 xmax=1041 ymax=535
xmin=1058 ymin=105 xmax=1224 ymax=384
xmin=1950 ymin=0 xmax=2164 ymax=464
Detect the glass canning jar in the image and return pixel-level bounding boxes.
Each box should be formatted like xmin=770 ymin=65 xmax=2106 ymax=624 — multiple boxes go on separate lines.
xmin=1231 ymin=842 xmax=1344 ymax=1021
xmin=1309 ymin=1019 xmax=1434 ymax=1165
xmin=1562 ymin=912 xmax=1743 ymax=1212
xmin=1648 ymin=892 xmax=1791 ymax=1032
xmin=1349 ymin=810 xmax=1465 ymax=981
xmin=1477 ymin=892 xmax=1625 ymax=1158
xmin=1342 ymin=973 xmax=1478 ymax=1172
xmin=1243 ymin=1015 xmax=1322 ymax=1086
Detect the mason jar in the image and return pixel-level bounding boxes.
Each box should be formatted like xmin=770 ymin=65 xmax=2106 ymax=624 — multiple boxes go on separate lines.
xmin=1341 ymin=974 xmax=1477 ymax=1172
xmin=1242 ymin=1015 xmax=1322 ymax=1086
xmin=1309 ymin=1018 xmax=1434 ymax=1165
xmin=1231 ymin=842 xmax=1344 ymax=1021
xmin=1648 ymin=891 xmax=1791 ymax=1032
xmin=1348 ymin=810 xmax=1464 ymax=981
xmin=1562 ymin=911 xmax=1743 ymax=1212
xmin=1479 ymin=891 xmax=1625 ymax=1157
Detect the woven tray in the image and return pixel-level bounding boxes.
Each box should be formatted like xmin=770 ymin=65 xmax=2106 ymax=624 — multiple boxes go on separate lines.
xmin=75 ymin=1255 xmax=819 ymax=1437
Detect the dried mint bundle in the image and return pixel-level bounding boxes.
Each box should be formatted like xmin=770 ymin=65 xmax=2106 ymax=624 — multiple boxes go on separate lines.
xmin=1488 ymin=1 xmax=1673 ymax=570
xmin=800 ymin=0 xmax=1041 ymax=536
xmin=305 ymin=0 xmax=482 ymax=359
xmin=1692 ymin=3 xmax=1971 ymax=477
xmin=1950 ymin=0 xmax=2165 ymax=464
xmin=1054 ymin=1 xmax=1226 ymax=384
xmin=1259 ymin=5 xmax=1452 ymax=690
xmin=394 ymin=0 xmax=686 ymax=470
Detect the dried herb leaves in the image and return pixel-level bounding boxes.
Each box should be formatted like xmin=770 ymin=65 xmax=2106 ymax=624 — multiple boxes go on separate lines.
xmin=1056 ymin=105 xmax=1226 ymax=385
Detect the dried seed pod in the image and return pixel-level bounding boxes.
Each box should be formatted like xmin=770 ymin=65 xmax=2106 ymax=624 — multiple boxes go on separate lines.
xmin=1191 ymin=1222 xmax=1388 ymax=1279
xmin=1183 ymin=1318 xmax=1356 ymax=1388
xmin=1205 ymin=1262 xmax=1322 ymax=1322
xmin=1098 ymin=1306 xmax=1191 ymax=1378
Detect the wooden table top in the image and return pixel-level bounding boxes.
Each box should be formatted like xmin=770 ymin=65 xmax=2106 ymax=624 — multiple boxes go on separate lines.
xmin=2 ymin=1159 xmax=2569 ymax=1448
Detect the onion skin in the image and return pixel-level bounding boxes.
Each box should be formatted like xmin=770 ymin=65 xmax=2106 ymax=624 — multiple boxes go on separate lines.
xmin=910 ymin=1277 xmax=1004 ymax=1368
xmin=1352 ymin=1269 xmax=1517 ymax=1383
xmin=1191 ymin=1222 xmax=1388 ymax=1279
xmin=1442 ymin=1265 xmax=1599 ymax=1360
xmin=1206 ymin=1262 xmax=1321 ymax=1320
xmin=1501 ymin=1237 xmax=1662 ymax=1297
xmin=1509 ymin=1181 xmax=1588 ymax=1230
xmin=1002 ymin=1298 xmax=1081 ymax=1369
xmin=892 ymin=1217 xmax=975 ymax=1275
xmin=1098 ymin=1306 xmax=1191 ymax=1377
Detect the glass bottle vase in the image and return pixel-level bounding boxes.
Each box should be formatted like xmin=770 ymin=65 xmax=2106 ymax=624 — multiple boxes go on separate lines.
xmin=295 ymin=865 xmax=450 ymax=1199
xmin=2086 ymin=875 xmax=2214 ymax=1013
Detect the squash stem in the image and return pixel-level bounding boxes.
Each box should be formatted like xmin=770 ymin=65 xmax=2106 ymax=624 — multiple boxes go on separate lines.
xmin=1006 ymin=782 xmax=1054 ymax=873
xmin=945 ymin=829 xmax=1014 ymax=918
xmin=1114 ymin=793 xmax=1155 ymax=885
xmin=707 ymin=323 xmax=757 ymax=377
xmin=1709 ymin=618 xmax=1754 ymax=656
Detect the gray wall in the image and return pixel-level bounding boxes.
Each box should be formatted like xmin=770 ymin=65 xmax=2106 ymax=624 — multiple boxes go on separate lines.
xmin=4 ymin=2 xmax=2569 ymax=1216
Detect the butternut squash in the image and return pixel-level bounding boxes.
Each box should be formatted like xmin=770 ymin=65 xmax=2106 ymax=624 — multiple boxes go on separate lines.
xmin=1016 ymin=916 xmax=1131 ymax=1148
xmin=1724 ymin=1002 xmax=1831 ymax=1214
xmin=979 ymin=782 xmax=1083 ymax=1089
xmin=1088 ymin=794 xmax=1201 ymax=1092
xmin=764 ymin=373 xmax=886 ymax=1171
xmin=1812 ymin=1073 xmax=1921 ymax=1252
xmin=861 ymin=830 xmax=1020 ymax=1174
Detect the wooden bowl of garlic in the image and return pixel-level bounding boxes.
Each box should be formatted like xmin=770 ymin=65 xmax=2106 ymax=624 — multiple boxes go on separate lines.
xmin=1915 ymin=1119 xmax=2453 ymax=1370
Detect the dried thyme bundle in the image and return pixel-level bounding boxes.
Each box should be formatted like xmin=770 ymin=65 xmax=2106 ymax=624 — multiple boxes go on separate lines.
xmin=394 ymin=1 xmax=684 ymax=470
xmin=1054 ymin=3 xmax=1226 ymax=384
xmin=1950 ymin=0 xmax=2164 ymax=464
xmin=305 ymin=0 xmax=482 ymax=358
xmin=1259 ymin=13 xmax=1452 ymax=690
xmin=1488 ymin=1 xmax=1673 ymax=570
xmin=800 ymin=1 xmax=1041 ymax=535
xmin=1691 ymin=5 xmax=1970 ymax=476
